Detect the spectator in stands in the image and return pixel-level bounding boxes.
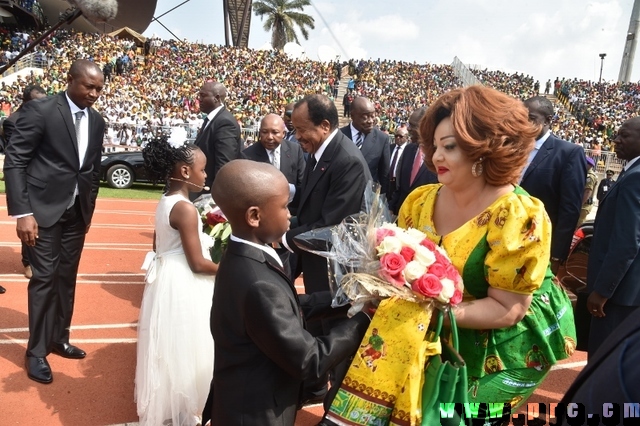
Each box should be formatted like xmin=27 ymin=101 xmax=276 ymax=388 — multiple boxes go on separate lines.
xmin=520 ymin=96 xmax=587 ymax=274
xmin=2 ymin=84 xmax=47 ymax=281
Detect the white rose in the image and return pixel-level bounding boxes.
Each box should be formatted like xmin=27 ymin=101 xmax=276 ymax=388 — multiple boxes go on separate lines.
xmin=395 ymin=229 xmax=421 ymax=248
xmin=381 ymin=222 xmax=402 ymax=233
xmin=404 ymin=260 xmax=427 ymax=282
xmin=413 ymin=245 xmax=436 ymax=268
xmin=376 ymin=235 xmax=403 ymax=256
xmin=437 ymin=278 xmax=456 ymax=303
xmin=406 ymin=227 xmax=428 ymax=242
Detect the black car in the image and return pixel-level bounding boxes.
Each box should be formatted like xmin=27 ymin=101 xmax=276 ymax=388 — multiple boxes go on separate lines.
xmin=100 ymin=151 xmax=150 ymax=189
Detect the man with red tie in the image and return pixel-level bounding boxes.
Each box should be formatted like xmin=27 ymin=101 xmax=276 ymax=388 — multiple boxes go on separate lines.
xmin=389 ymin=107 xmax=438 ymax=214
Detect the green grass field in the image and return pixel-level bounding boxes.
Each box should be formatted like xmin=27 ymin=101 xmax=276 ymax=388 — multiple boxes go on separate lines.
xmin=0 ymin=178 xmax=164 ymax=200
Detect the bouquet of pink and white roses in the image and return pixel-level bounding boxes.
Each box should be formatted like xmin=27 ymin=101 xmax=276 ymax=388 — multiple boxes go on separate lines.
xmin=294 ymin=184 xmax=464 ymax=308
xmin=375 ymin=223 xmax=463 ymax=305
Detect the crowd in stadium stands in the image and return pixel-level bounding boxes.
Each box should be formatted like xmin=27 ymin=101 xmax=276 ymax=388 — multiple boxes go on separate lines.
xmin=554 ymin=78 xmax=640 ymax=151
xmin=470 ymin=68 xmax=538 ymax=100
xmin=0 ymin=26 xmax=635 ymax=153
xmin=349 ymin=59 xmax=462 ymax=132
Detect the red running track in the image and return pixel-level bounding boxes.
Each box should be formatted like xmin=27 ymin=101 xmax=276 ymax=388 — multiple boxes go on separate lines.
xmin=0 ymin=195 xmax=586 ymax=425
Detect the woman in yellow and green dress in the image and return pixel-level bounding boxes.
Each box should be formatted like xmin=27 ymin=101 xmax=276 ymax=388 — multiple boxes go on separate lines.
xmin=398 ymin=86 xmax=576 ymax=410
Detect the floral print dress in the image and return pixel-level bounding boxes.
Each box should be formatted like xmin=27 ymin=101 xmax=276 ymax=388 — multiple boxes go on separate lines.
xmin=398 ymin=184 xmax=576 ymax=407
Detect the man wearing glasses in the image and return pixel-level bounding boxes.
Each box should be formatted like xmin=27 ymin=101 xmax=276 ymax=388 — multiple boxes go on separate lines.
xmin=387 ymin=126 xmax=409 ymax=200
xmin=389 ymin=107 xmax=437 ymax=214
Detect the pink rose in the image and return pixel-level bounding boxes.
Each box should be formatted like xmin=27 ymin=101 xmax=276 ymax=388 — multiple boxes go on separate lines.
xmin=434 ymin=250 xmax=449 ymax=267
xmin=379 ymin=252 xmax=406 ymax=287
xmin=428 ymin=263 xmax=446 ymax=279
xmin=400 ymin=246 xmax=415 ymax=263
xmin=420 ymin=238 xmax=436 ymax=251
xmin=380 ymin=252 xmax=406 ymax=276
xmin=376 ymin=228 xmax=396 ymax=246
xmin=450 ymin=289 xmax=463 ymax=305
xmin=411 ymin=273 xmax=443 ymax=298
xmin=445 ymin=264 xmax=461 ymax=282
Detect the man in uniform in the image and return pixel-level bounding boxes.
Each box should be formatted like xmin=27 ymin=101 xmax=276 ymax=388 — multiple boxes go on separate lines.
xmin=578 ymin=157 xmax=598 ymax=226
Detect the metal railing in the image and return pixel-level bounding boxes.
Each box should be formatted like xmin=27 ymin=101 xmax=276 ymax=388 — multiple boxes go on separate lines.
xmin=1 ymin=52 xmax=47 ymax=78
xmin=451 ymin=56 xmax=481 ymax=87
xmin=101 ymin=122 xmax=259 ymax=152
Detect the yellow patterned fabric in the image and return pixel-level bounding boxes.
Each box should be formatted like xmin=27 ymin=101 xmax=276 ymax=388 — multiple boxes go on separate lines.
xmin=397 ymin=184 xmax=576 ymax=398
xmin=325 ymin=298 xmax=440 ymax=426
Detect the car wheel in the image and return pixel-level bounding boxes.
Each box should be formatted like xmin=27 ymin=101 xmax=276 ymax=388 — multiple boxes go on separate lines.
xmin=106 ymin=164 xmax=134 ymax=189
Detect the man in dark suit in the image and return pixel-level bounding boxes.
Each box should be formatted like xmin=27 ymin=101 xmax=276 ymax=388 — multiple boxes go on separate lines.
xmin=283 ymin=94 xmax=371 ymax=404
xmin=243 ymin=113 xmax=305 ymax=278
xmin=386 ymin=125 xmax=409 ymax=201
xmin=192 ymin=81 xmax=242 ymax=199
xmin=521 ymin=96 xmax=586 ymax=274
xmin=389 ymin=107 xmax=438 ymax=214
xmin=3 ymin=84 xmax=47 ymax=283
xmin=340 ymin=96 xmax=390 ymax=194
xmin=243 ymin=113 xmax=305 ymax=198
xmin=205 ymin=160 xmax=370 ymax=426
xmin=3 ymin=60 xmax=106 ymax=384
xmin=556 ymin=307 xmax=640 ymax=424
xmin=585 ymin=117 xmax=640 ymax=357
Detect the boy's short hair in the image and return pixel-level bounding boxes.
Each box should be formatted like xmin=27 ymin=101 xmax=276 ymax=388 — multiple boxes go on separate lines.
xmin=212 ymin=159 xmax=286 ymax=222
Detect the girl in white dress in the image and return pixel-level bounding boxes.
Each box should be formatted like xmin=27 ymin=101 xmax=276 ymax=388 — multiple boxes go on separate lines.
xmin=135 ymin=137 xmax=217 ymax=426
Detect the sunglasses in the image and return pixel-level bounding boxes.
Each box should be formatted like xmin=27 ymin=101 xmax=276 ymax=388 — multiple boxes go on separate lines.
xmin=285 ymin=110 xmax=293 ymax=117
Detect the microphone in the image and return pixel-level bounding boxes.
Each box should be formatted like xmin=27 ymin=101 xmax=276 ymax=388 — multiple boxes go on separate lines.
xmin=67 ymin=0 xmax=119 ymax=22
xmin=169 ymin=177 xmax=210 ymax=191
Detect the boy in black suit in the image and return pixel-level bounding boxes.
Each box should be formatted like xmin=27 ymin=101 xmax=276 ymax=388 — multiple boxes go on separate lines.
xmin=204 ymin=159 xmax=371 ymax=426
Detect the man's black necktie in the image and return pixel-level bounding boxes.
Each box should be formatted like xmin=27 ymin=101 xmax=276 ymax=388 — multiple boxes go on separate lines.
xmin=198 ymin=117 xmax=209 ymax=135
xmin=302 ymin=155 xmax=317 ymax=193
xmin=390 ymin=146 xmax=400 ymax=179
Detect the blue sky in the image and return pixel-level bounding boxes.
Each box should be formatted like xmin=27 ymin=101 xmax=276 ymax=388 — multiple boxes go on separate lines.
xmin=142 ymin=0 xmax=640 ymax=85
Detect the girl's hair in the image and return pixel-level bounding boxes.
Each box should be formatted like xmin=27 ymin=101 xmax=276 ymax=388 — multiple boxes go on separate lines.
xmin=420 ymin=85 xmax=540 ymax=186
xmin=142 ymin=135 xmax=199 ymax=185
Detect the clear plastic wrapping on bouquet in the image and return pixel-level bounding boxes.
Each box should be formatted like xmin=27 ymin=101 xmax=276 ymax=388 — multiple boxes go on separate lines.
xmin=295 ymin=183 xmax=419 ymax=307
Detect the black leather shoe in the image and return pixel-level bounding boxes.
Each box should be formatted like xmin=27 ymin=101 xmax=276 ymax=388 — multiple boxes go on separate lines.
xmin=0 ymin=285 xmax=5 ymax=294
xmin=25 ymin=356 xmax=52 ymax=384
xmin=51 ymin=342 xmax=86 ymax=359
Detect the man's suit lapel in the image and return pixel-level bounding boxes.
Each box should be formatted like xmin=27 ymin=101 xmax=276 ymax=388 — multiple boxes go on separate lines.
xmin=360 ymin=131 xmax=373 ymax=157
xmin=57 ymin=94 xmax=79 ymax=162
xmin=280 ymin=141 xmax=292 ymax=177
xmin=299 ymin=137 xmax=338 ymax=209
xmin=522 ymin=138 xmax=553 ymax=182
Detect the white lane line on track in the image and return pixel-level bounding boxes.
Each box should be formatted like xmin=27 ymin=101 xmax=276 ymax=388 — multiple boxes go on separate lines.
xmin=0 ymin=278 xmax=144 ymax=284
xmin=0 ymin=338 xmax=137 ymax=344
xmin=0 ymin=323 xmax=138 ymax=333
xmin=550 ymin=360 xmax=587 ymax=370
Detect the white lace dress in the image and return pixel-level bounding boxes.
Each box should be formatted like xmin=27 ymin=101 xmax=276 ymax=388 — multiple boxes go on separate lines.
xmin=135 ymin=193 xmax=215 ymax=426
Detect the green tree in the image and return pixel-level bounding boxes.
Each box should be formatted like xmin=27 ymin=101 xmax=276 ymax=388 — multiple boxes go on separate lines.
xmin=252 ymin=0 xmax=315 ymax=51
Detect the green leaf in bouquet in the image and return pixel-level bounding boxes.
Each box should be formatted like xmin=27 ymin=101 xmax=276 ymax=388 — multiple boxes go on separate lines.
xmin=221 ymin=222 xmax=232 ymax=240
xmin=210 ymin=238 xmax=224 ymax=263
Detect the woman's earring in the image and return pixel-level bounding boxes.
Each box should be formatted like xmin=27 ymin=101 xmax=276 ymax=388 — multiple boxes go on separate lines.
xmin=471 ymin=158 xmax=484 ymax=177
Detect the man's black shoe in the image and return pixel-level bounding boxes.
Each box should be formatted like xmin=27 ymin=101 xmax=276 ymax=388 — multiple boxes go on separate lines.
xmin=0 ymin=285 xmax=5 ymax=294
xmin=51 ymin=342 xmax=86 ymax=359
xmin=25 ymin=356 xmax=52 ymax=384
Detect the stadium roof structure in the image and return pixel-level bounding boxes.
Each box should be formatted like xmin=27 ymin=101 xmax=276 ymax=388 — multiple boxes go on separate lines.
xmin=38 ymin=0 xmax=157 ymax=34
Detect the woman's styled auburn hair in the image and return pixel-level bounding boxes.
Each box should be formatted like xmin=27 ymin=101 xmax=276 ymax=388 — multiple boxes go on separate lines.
xmin=420 ymin=85 xmax=541 ymax=186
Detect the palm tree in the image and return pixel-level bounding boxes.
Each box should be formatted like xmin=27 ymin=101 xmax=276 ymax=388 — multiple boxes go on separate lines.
xmin=252 ymin=0 xmax=315 ymax=51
